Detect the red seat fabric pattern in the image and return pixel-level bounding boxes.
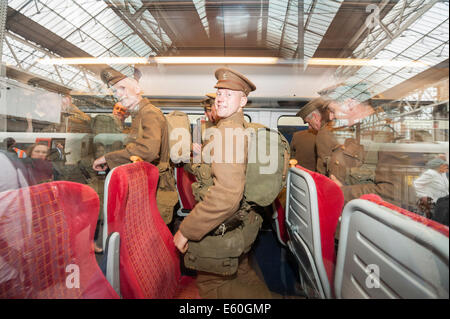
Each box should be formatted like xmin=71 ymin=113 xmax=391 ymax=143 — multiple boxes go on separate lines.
xmin=0 ymin=181 xmax=119 ymax=299
xmin=360 ymin=194 xmax=449 ymax=238
xmin=176 ymin=166 xmax=197 ymax=210
xmin=296 ymin=165 xmax=344 ymax=288
xmin=106 ymin=162 xmax=199 ymax=299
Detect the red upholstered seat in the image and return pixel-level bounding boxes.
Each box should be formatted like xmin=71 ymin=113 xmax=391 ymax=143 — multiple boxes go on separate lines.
xmin=360 ymin=194 xmax=449 ymax=237
xmin=175 ymin=166 xmax=197 ymax=211
xmin=0 ymin=181 xmax=119 ymax=299
xmin=295 ymin=165 xmax=344 ymax=287
xmin=106 ymin=162 xmax=200 ymax=299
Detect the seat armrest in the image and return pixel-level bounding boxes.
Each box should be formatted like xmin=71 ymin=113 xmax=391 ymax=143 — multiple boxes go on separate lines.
xmin=105 ymin=232 xmax=121 ymax=297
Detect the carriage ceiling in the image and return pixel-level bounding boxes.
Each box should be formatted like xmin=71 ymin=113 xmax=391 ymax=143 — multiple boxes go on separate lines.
xmin=1 ymin=0 xmax=449 ymax=109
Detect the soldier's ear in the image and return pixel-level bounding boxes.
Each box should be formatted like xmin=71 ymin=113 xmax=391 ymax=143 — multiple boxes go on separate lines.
xmin=240 ymin=95 xmax=247 ymax=107
xmin=132 ymin=80 xmax=141 ymax=95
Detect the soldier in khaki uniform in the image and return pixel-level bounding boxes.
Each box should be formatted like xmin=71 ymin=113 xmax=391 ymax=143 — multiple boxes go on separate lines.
xmin=296 ymin=98 xmax=342 ymax=176
xmin=93 ymin=68 xmax=177 ymax=224
xmin=326 ymin=98 xmax=402 ymax=206
xmin=290 ymin=128 xmax=317 ymax=172
xmin=174 ymin=68 xmax=272 ymax=299
xmin=186 ymin=93 xmax=219 ymax=201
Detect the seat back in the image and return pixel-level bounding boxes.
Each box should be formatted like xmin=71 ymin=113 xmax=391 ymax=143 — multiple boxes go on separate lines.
xmin=175 ymin=166 xmax=197 ymax=211
xmin=285 ymin=166 xmax=344 ymax=298
xmin=335 ymin=196 xmax=449 ymax=299
xmin=105 ymin=162 xmax=182 ymax=298
xmin=0 ymin=181 xmax=118 ymax=299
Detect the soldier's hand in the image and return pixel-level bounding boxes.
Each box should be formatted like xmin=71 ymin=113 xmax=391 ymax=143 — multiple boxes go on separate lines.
xmin=173 ymin=230 xmax=188 ymax=254
xmin=330 ymin=174 xmax=343 ymax=188
xmin=93 ymin=156 xmax=108 ymax=171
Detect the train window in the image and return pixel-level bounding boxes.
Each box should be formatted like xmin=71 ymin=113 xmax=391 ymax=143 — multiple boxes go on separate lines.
xmin=277 ymin=116 xmax=307 ymax=143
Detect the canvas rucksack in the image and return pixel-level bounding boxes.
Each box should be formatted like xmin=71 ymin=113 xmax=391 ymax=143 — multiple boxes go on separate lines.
xmin=165 ymin=110 xmax=192 ymax=164
xmin=91 ymin=114 xmax=122 ymax=134
xmin=243 ymin=122 xmax=290 ymax=207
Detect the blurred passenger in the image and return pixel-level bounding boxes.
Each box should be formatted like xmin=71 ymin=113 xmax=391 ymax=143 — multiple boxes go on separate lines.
xmin=414 ymin=158 xmax=449 ymax=220
xmin=93 ymin=68 xmax=176 ymax=225
xmin=27 ymin=142 xmax=49 ymax=160
xmin=4 ymin=137 xmax=27 ymax=158
xmin=26 ymin=142 xmax=53 ymax=184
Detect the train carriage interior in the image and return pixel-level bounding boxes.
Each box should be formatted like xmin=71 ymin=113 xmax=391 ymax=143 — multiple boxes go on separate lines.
xmin=0 ymin=0 xmax=448 ymax=300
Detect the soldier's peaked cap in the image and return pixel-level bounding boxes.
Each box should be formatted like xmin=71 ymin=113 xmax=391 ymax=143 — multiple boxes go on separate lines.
xmin=214 ymin=68 xmax=256 ymax=96
xmin=202 ymin=93 xmax=216 ymax=110
xmin=296 ymin=97 xmax=330 ymax=120
xmin=101 ymin=67 xmax=127 ymax=87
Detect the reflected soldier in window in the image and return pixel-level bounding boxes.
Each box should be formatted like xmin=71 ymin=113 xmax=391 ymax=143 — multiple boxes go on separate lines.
xmin=58 ymin=95 xmax=92 ymax=133
xmin=93 ymin=68 xmax=176 ymax=224
xmin=323 ymin=93 xmax=406 ymax=207
xmin=20 ymin=93 xmax=91 ymax=133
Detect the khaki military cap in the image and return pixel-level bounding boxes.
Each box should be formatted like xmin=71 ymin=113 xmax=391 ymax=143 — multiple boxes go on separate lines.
xmin=214 ymin=68 xmax=256 ymax=96
xmin=296 ymin=97 xmax=330 ymax=120
xmin=101 ymin=67 xmax=127 ymax=87
xmin=206 ymin=92 xmax=216 ymax=99
xmin=202 ymin=93 xmax=216 ymax=110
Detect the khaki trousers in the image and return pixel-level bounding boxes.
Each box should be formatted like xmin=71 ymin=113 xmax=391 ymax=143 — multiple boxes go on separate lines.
xmin=195 ymin=254 xmax=273 ymax=299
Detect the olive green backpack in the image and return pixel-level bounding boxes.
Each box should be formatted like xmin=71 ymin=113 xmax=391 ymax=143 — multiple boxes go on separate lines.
xmin=165 ymin=111 xmax=192 ymax=164
xmin=243 ymin=122 xmax=290 ymax=207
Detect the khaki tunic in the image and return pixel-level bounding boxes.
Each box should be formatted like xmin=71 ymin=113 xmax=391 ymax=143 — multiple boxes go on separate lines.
xmin=290 ymin=128 xmax=317 ymax=171
xmin=315 ymin=124 xmax=340 ymax=175
xmin=180 ymin=111 xmax=248 ymax=241
xmin=105 ymin=98 xmax=169 ymax=169
xmin=341 ymin=151 xmax=405 ymax=207
xmin=315 ymin=124 xmax=402 ymax=206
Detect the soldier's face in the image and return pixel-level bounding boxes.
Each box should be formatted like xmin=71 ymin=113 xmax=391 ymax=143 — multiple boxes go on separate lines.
xmin=215 ymin=89 xmax=246 ymax=118
xmin=112 ymin=79 xmax=140 ymax=109
xmin=205 ymin=109 xmax=213 ymax=122
xmin=305 ymin=113 xmax=322 ymax=131
xmin=113 ymin=103 xmax=127 ymax=121
xmin=328 ymin=99 xmax=360 ymax=125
